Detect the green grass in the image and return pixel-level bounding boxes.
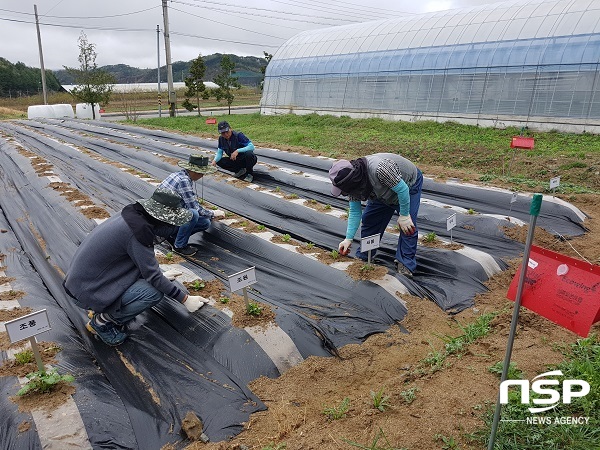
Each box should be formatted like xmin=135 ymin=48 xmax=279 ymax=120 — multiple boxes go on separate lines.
xmin=470 ymin=335 xmax=600 ymax=449
xmin=135 ymin=113 xmax=600 ymax=194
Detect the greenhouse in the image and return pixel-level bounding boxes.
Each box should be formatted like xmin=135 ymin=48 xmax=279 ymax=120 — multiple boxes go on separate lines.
xmin=260 ymin=0 xmax=600 ymax=132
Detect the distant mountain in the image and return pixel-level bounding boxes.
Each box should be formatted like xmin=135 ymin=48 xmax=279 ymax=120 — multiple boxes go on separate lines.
xmin=53 ymin=54 xmax=267 ymax=87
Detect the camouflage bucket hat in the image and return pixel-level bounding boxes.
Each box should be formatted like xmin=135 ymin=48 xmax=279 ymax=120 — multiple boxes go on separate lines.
xmin=137 ymin=187 xmax=193 ymax=226
xmin=178 ymin=154 xmax=217 ymax=174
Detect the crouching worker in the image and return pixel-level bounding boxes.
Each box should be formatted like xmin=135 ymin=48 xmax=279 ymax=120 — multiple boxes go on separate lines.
xmin=329 ymin=153 xmax=423 ymax=277
xmin=159 ymin=153 xmax=224 ymax=256
xmin=211 ymin=120 xmax=257 ymax=182
xmin=63 ymin=187 xmax=208 ymax=346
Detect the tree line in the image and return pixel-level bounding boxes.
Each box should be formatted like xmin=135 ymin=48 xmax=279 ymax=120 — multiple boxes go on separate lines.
xmin=65 ymin=33 xmax=272 ymax=117
xmin=0 ymin=57 xmax=63 ymax=98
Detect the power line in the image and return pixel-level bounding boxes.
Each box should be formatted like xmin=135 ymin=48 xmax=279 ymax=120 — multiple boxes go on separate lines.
xmin=0 ymin=6 xmax=161 ymax=19
xmin=175 ymin=0 xmax=358 ymax=23
xmin=0 ymin=16 xmax=280 ymax=49
xmin=173 ymin=0 xmax=356 ymax=25
xmin=170 ymin=6 xmax=285 ymax=39
xmin=171 ymin=31 xmax=280 ymax=48
xmin=266 ymin=0 xmax=382 ymax=21
xmin=285 ymin=0 xmax=413 ymax=18
xmin=0 ymin=16 xmax=151 ymax=32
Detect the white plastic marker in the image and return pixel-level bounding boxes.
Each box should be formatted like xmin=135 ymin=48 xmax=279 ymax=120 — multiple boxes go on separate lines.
xmin=446 ymin=213 xmax=457 ymax=244
xmin=509 ymin=191 xmax=518 ymax=213
xmin=228 ymin=266 xmax=257 ymax=311
xmin=550 ymin=176 xmax=560 ymax=196
xmin=361 ymin=233 xmax=380 ymax=265
xmin=5 ymin=309 xmax=51 ymax=372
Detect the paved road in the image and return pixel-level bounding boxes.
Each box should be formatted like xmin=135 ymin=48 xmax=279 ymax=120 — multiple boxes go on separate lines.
xmin=101 ymin=105 xmax=260 ymax=121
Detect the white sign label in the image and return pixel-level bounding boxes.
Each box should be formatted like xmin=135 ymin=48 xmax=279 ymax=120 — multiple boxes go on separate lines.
xmin=511 ymin=192 xmax=518 ymax=204
xmin=446 ymin=213 xmax=457 ymax=231
xmin=550 ymin=176 xmax=561 ymax=190
xmin=5 ymin=309 xmax=51 ymax=343
xmin=228 ymin=266 xmax=257 ymax=292
xmin=361 ymin=234 xmax=380 ymax=253
xmin=528 ymin=258 xmax=539 ymax=269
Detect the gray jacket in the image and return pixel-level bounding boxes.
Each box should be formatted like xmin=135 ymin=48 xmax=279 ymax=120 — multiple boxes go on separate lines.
xmin=64 ymin=212 xmax=187 ymax=312
xmin=365 ymin=153 xmax=418 ymax=206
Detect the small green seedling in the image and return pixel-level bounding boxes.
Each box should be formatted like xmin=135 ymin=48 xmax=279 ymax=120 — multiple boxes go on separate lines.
xmin=281 ymin=233 xmax=292 ymax=242
xmin=400 ymin=386 xmax=418 ymax=404
xmin=165 ymin=252 xmax=174 ymax=261
xmin=331 ymin=250 xmax=340 ymax=260
xmin=489 ymin=361 xmax=522 ymax=380
xmin=343 ymin=428 xmax=405 ymax=450
xmin=261 ymin=443 xmax=286 ymax=450
xmin=257 ymin=224 xmax=266 ymax=231
xmin=306 ymin=242 xmax=315 ymax=249
xmin=434 ymin=434 xmax=459 ymax=450
xmin=467 ymin=208 xmax=476 ymax=215
xmin=219 ymin=296 xmax=230 ymax=304
xmin=225 ymin=211 xmax=234 ymax=217
xmin=423 ymin=232 xmax=437 ymax=243
xmin=247 ymin=301 xmax=263 ymax=316
xmin=274 ymin=186 xmax=282 ymax=193
xmin=323 ymin=397 xmax=350 ymax=420
xmin=287 ymin=193 xmax=298 ymax=199
xmin=238 ymin=221 xmax=248 ymax=227
xmin=14 ymin=350 xmax=34 ymax=365
xmin=360 ymin=263 xmax=375 ymax=272
xmin=370 ymin=387 xmax=391 ymax=412
xmin=17 ymin=369 xmax=75 ymax=396
xmin=323 ymin=204 xmax=331 ymax=210
xmin=191 ymin=280 xmax=205 ymax=290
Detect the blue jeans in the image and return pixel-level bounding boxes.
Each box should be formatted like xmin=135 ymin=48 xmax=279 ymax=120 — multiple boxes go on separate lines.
xmin=355 ymin=170 xmax=423 ymax=272
xmin=172 ymin=208 xmax=211 ymax=248
xmin=103 ymin=279 xmax=164 ymax=325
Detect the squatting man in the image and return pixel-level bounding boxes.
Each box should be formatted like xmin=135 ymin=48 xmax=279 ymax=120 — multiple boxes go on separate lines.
xmin=63 ymin=187 xmax=209 ymax=346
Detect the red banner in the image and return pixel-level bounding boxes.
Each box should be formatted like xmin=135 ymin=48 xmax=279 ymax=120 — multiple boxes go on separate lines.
xmin=507 ymin=245 xmax=600 ymax=337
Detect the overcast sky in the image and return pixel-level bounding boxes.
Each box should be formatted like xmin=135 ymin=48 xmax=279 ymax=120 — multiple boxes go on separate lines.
xmin=1 ymin=0 xmax=500 ymax=71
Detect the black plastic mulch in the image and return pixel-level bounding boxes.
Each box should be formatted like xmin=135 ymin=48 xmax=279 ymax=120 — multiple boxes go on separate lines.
xmin=0 ymin=119 xmax=588 ymax=449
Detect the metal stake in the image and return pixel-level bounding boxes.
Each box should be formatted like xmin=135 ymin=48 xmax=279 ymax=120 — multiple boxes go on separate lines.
xmin=488 ymin=193 xmax=542 ymax=450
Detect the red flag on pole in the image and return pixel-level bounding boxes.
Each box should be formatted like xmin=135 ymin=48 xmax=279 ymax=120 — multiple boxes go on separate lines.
xmin=506 ymin=245 xmax=600 ymax=337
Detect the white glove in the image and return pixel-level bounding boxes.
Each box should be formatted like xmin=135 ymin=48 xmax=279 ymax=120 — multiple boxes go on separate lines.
xmin=338 ymin=239 xmax=352 ymax=256
xmin=397 ymin=215 xmax=416 ymax=235
xmin=212 ymin=209 xmax=225 ymax=219
xmin=184 ymin=295 xmax=206 ymax=313
xmin=162 ymin=269 xmax=182 ymax=281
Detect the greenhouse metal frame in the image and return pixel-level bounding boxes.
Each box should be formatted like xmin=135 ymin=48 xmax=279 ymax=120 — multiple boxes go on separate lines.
xmin=260 ymin=0 xmax=600 ymax=132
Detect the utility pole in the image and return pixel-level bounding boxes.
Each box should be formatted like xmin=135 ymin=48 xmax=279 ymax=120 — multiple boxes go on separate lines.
xmin=161 ymin=0 xmax=175 ymax=117
xmin=157 ymin=25 xmax=162 ymax=118
xmin=34 ymin=4 xmax=48 ymax=105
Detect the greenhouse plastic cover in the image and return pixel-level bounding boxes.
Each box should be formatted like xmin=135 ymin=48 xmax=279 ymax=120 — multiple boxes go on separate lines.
xmin=0 ymin=118 xmax=588 ymax=449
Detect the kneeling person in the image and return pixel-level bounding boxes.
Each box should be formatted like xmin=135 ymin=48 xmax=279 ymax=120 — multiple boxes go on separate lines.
xmin=159 ymin=154 xmax=224 ymax=256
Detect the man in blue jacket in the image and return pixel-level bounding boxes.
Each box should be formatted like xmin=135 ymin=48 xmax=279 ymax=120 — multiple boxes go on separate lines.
xmin=211 ymin=120 xmax=257 ymax=182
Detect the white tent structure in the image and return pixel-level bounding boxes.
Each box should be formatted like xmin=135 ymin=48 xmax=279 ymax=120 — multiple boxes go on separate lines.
xmin=261 ymin=0 xmax=600 ymax=132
